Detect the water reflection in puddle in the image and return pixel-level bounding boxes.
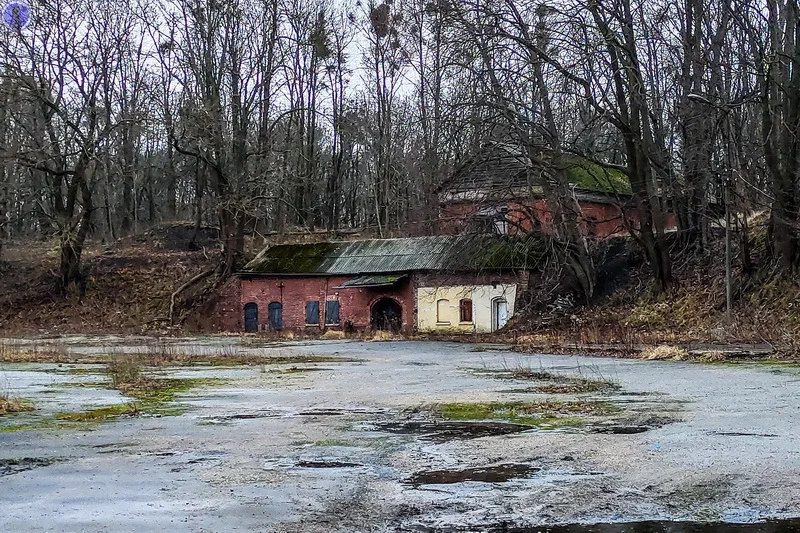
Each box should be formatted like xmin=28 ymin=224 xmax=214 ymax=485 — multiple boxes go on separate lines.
xmin=411 ymin=520 xmax=800 ymax=533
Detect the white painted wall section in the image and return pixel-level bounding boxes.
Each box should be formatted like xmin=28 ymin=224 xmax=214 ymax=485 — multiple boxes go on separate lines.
xmin=416 ymin=284 xmax=517 ymax=333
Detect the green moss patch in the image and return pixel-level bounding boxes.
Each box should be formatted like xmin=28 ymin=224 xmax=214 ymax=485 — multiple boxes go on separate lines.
xmin=56 ymin=403 xmax=141 ymax=422
xmin=114 ymin=377 xmax=226 ymax=403
xmin=437 ymin=400 xmax=617 ymax=428
xmin=271 ymin=366 xmax=331 ymax=374
xmin=472 ymin=365 xmax=620 ymax=393
xmin=243 ymin=242 xmax=339 ymax=273
xmin=564 ymin=155 xmax=631 ymax=194
xmin=4 ymin=376 xmax=222 ymax=433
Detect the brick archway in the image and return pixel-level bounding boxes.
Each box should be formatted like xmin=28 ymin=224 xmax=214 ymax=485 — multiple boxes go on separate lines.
xmin=370 ymin=297 xmax=402 ymax=332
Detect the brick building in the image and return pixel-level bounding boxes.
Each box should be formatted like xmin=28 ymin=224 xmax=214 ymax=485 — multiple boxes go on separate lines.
xmin=211 ymin=143 xmax=677 ymax=334
xmin=438 ymin=143 xmax=676 ymax=237
xmin=235 ymin=234 xmax=541 ymax=334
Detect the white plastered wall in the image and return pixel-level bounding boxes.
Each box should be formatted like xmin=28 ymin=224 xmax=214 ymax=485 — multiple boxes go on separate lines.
xmin=416 ymin=284 xmax=517 ymax=333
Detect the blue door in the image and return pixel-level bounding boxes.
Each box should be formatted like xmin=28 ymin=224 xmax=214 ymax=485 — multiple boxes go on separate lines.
xmin=268 ymin=302 xmax=283 ymax=331
xmin=244 ymin=303 xmax=258 ymax=332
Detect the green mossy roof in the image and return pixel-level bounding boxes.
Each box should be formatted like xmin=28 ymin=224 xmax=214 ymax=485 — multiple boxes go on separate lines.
xmin=563 ymin=155 xmax=631 ymax=194
xmin=242 ymin=234 xmax=546 ymax=275
xmin=441 ymin=144 xmax=632 ymax=196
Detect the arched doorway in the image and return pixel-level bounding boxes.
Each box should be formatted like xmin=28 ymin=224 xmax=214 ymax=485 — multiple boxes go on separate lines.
xmin=268 ymin=302 xmax=283 ymax=331
xmin=371 ymin=298 xmax=402 ymax=332
xmin=492 ymin=298 xmax=509 ymax=331
xmin=244 ymin=303 xmax=258 ymax=332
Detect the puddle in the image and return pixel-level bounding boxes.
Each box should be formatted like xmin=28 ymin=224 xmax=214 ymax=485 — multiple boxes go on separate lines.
xmin=469 ymin=520 xmax=800 ymax=532
xmin=405 ymin=463 xmax=539 ymax=485
xmin=296 ymin=460 xmax=362 ymax=468
xmin=590 ymin=425 xmax=651 ymax=435
xmin=0 ymin=457 xmax=63 ymax=476
xmin=200 ymin=406 xmax=388 ymax=424
xmin=200 ymin=410 xmax=282 ymax=423
xmin=374 ymin=420 xmax=531 ymax=442
xmin=225 ymin=411 xmax=282 ymax=420
xmin=299 ymin=407 xmax=388 ymax=416
xmin=88 ymin=442 xmax=138 ymax=454
xmin=299 ymin=408 xmax=349 ymax=416
xmin=711 ymin=432 xmax=780 ymax=438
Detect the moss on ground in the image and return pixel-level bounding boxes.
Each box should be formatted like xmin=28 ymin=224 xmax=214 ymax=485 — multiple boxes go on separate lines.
xmin=271 ymin=366 xmax=331 ymax=374
xmin=3 ymin=375 xmax=223 ymax=433
xmin=471 ymin=366 xmax=620 ymax=393
xmin=437 ymin=400 xmax=617 ymax=428
xmin=56 ymin=403 xmax=141 ymax=422
xmin=314 ymin=438 xmax=358 ymax=447
xmin=115 ymin=377 xmax=226 ymax=403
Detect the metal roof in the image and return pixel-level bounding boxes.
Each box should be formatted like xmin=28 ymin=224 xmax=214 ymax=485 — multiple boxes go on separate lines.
xmin=333 ymin=274 xmax=407 ymax=288
xmin=241 ymin=234 xmax=545 ymax=275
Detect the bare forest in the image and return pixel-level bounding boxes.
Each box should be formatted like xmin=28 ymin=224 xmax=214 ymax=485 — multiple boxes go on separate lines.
xmin=0 ymin=0 xmax=798 ymax=298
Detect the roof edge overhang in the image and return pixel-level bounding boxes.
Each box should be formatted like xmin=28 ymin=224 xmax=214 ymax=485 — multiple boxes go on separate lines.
xmin=333 ymin=274 xmax=408 ymax=289
xmin=237 ymin=266 xmax=528 ymax=279
xmin=440 ymin=187 xmax=633 ymax=205
xmin=237 ymin=270 xmax=412 ymax=278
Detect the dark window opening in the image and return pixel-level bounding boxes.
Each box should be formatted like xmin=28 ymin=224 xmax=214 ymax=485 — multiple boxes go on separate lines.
xmin=305 ymin=301 xmax=320 ymax=325
xmin=325 ymin=300 xmax=340 ymax=325
xmin=460 ymin=299 xmax=473 ymax=323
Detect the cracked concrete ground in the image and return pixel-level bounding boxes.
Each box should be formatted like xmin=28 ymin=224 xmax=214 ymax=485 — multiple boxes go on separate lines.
xmin=1 ymin=338 xmax=799 ymax=532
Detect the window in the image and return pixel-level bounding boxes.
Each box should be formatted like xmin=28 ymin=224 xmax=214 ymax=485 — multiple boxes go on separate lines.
xmin=471 ymin=205 xmax=509 ymax=235
xmin=493 ymin=216 xmax=508 ymax=235
xmin=459 ymin=299 xmax=473 ymax=323
xmin=305 ymin=301 xmax=320 ymax=325
xmin=325 ymin=300 xmax=340 ymax=325
xmin=436 ymin=299 xmax=450 ymax=324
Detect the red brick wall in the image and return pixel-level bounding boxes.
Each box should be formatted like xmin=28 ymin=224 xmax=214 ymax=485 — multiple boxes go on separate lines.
xmin=185 ymin=277 xmax=242 ymax=333
xmin=439 ymin=199 xmax=676 ymax=238
xmin=438 ymin=202 xmax=479 ymax=234
xmin=239 ymin=275 xmax=416 ymax=332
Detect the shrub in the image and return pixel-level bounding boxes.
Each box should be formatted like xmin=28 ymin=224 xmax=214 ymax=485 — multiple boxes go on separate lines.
xmin=0 ymin=392 xmax=33 ymax=416
xmin=108 ymin=355 xmax=144 ymax=388
xmin=640 ymin=345 xmax=690 ymax=361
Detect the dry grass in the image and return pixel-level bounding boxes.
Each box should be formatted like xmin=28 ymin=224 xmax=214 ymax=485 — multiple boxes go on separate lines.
xmin=0 ymin=393 xmax=33 ymax=416
xmin=475 ymin=359 xmax=620 ymax=393
xmin=369 ymin=331 xmax=397 ymax=342
xmin=641 ymin=345 xmax=690 ymax=361
xmin=697 ymin=351 xmax=727 ymax=362
xmin=321 ymin=330 xmax=346 ymax=340
xmin=0 ymin=339 xmax=70 ymax=363
xmin=0 ymin=339 xmax=355 ymax=366
xmin=108 ymin=355 xmax=144 ymax=388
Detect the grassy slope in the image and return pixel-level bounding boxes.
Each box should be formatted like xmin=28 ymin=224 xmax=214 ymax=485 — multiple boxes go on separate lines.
xmin=514 ymin=221 xmax=800 ymax=355
xmin=0 ymin=229 xmax=215 ymax=335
